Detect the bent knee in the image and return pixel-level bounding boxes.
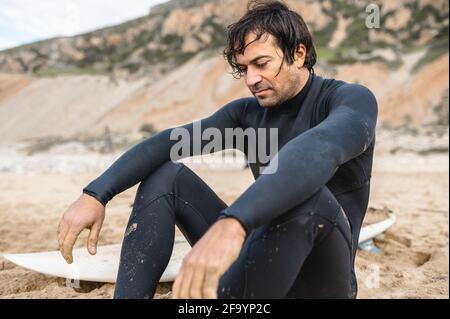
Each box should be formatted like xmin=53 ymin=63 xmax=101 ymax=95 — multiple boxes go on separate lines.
xmin=134 ymin=161 xmax=186 ymax=210
xmin=272 ymin=187 xmax=341 ymax=228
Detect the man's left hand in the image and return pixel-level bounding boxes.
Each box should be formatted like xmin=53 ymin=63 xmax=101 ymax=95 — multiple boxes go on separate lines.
xmin=172 ymin=217 xmax=246 ymax=299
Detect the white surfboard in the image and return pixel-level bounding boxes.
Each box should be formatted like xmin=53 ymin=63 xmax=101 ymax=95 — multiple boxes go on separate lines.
xmin=358 ymin=213 xmax=396 ymax=244
xmin=1 ymin=215 xmax=395 ymax=283
xmin=1 ymin=239 xmax=191 ymax=283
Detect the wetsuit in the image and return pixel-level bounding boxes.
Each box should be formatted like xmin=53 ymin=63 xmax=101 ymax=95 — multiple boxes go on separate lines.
xmin=83 ymin=72 xmax=378 ymax=299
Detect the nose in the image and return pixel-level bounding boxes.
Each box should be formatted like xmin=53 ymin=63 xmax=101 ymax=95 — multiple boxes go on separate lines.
xmin=245 ymin=68 xmax=262 ymax=88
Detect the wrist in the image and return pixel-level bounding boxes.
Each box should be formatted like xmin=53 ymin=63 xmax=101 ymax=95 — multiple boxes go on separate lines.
xmin=217 ymin=216 xmax=247 ymax=239
xmin=80 ymin=190 xmax=106 ymax=207
xmin=80 ymin=192 xmax=105 ymax=208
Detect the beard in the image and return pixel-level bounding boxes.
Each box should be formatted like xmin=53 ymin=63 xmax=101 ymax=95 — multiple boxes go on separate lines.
xmin=254 ymin=88 xmax=292 ymax=108
xmin=252 ymin=88 xmax=279 ymax=107
xmin=250 ymin=68 xmax=304 ymax=108
xmin=256 ymin=95 xmax=278 ymax=108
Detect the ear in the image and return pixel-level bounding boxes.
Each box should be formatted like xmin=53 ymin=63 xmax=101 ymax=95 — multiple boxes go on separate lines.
xmin=294 ymin=43 xmax=307 ymax=69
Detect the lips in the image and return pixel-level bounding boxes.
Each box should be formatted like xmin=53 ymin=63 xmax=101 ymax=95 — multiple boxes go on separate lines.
xmin=255 ymin=88 xmax=271 ymax=95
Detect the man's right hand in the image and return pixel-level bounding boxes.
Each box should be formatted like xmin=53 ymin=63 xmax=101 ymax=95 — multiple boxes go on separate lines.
xmin=57 ymin=193 xmax=105 ymax=264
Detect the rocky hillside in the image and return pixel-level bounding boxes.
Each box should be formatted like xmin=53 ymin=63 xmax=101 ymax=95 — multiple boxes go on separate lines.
xmin=0 ymin=0 xmax=447 ymax=78
xmin=0 ymin=0 xmax=238 ymax=79
xmin=0 ymin=0 xmax=448 ymax=143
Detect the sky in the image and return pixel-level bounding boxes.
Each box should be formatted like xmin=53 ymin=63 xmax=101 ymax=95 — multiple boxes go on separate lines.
xmin=0 ymin=0 xmax=169 ymax=50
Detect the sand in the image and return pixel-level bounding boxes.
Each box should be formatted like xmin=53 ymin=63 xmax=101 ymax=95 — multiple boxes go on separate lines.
xmin=0 ymin=129 xmax=448 ymax=299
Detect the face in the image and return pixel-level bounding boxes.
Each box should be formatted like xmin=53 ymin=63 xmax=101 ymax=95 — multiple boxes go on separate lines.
xmin=235 ymin=32 xmax=308 ymax=107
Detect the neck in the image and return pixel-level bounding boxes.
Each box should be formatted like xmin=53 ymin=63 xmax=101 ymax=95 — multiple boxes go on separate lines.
xmin=291 ymin=67 xmax=311 ymax=99
xmin=271 ymin=68 xmax=313 ymax=114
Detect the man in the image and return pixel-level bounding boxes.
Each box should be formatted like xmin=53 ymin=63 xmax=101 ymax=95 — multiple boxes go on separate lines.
xmin=57 ymin=0 xmax=377 ymax=299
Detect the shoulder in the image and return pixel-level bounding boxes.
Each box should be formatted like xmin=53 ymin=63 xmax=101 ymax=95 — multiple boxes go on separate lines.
xmin=224 ymin=96 xmax=261 ymax=116
xmin=312 ymin=76 xmax=378 ymax=122
xmin=318 ymin=77 xmax=378 ymax=114
xmin=218 ymin=97 xmax=262 ymax=127
xmin=314 ymin=74 xmax=376 ymax=102
xmin=333 ymin=82 xmax=377 ymax=103
xmin=226 ymin=97 xmax=259 ymax=107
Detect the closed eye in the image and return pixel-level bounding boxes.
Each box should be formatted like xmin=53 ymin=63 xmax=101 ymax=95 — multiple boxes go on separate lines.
xmin=255 ymin=62 xmax=268 ymax=68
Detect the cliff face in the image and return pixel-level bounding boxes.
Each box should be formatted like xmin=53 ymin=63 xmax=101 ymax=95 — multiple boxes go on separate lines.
xmin=1 ymin=0 xmax=447 ymax=77
xmin=0 ymin=0 xmax=240 ymax=78
xmin=0 ymin=0 xmax=448 ymax=142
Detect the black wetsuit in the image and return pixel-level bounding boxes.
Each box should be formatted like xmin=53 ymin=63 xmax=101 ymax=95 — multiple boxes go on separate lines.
xmin=83 ymin=72 xmax=378 ymax=299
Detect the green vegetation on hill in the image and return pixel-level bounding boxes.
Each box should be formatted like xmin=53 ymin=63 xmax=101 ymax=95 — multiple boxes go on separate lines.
xmin=412 ymin=27 xmax=449 ymax=73
xmin=0 ymin=0 xmax=447 ymax=77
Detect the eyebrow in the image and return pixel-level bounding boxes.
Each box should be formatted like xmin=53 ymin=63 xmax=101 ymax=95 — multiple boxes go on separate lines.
xmin=237 ymin=55 xmax=272 ymax=67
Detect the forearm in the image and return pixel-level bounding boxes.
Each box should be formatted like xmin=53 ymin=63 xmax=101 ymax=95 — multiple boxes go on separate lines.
xmin=82 ymin=100 xmax=244 ymax=206
xmin=83 ymin=129 xmax=173 ymax=206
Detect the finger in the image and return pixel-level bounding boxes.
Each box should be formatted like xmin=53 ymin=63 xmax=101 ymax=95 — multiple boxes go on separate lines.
xmin=57 ymin=220 xmax=70 ymax=252
xmin=189 ymin=264 xmax=206 ymax=299
xmin=62 ymin=227 xmax=83 ymax=264
xmin=87 ymin=222 xmax=101 ymax=255
xmin=202 ymin=267 xmax=220 ymax=299
xmin=172 ymin=267 xmax=185 ymax=298
xmin=178 ymin=259 xmax=195 ymax=298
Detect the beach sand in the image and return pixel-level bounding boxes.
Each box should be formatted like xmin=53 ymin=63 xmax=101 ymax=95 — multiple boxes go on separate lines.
xmin=0 ymin=132 xmax=448 ymax=299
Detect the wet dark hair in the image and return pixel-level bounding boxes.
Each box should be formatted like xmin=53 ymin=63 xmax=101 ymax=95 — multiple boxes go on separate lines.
xmin=223 ymin=0 xmax=317 ymax=78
